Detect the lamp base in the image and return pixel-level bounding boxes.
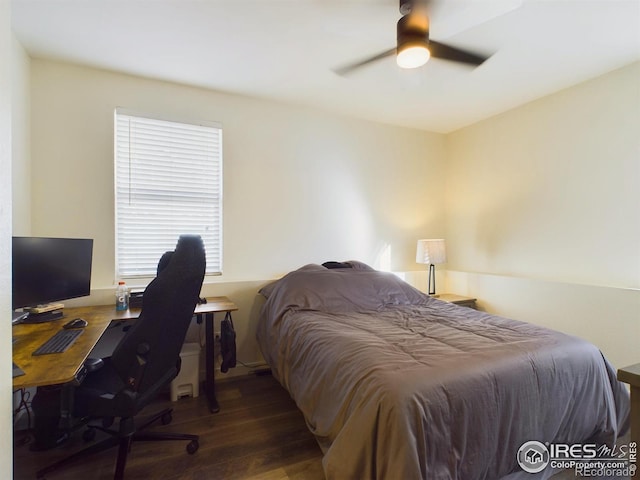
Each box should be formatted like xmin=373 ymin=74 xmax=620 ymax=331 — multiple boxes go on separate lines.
xmin=428 ymin=263 xmax=436 ymax=295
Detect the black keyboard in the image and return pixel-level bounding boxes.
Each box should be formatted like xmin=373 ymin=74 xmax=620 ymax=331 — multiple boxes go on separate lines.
xmin=32 ymin=329 xmax=83 ymax=356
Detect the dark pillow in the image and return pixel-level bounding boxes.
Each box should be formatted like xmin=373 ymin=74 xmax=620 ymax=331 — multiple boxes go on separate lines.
xmin=322 ymin=261 xmax=352 ymax=269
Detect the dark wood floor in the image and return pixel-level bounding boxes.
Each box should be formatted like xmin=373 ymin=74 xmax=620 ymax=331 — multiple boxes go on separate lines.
xmin=13 ymin=374 xmax=325 ymax=480
xmin=14 ymin=373 xmax=630 ymax=479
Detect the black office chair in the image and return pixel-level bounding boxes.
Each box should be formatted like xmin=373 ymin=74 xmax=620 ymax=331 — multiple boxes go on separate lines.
xmin=36 ymin=235 xmax=206 ymax=480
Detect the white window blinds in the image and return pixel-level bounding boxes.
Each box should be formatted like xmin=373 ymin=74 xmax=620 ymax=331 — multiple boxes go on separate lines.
xmin=115 ymin=110 xmax=222 ymax=278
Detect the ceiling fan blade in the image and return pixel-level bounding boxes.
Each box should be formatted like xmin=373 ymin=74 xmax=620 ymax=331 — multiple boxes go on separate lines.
xmin=333 ymin=47 xmax=397 ymax=76
xmin=428 ymin=40 xmax=490 ymax=67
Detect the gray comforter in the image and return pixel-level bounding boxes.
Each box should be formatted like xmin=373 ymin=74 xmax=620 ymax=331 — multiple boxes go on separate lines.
xmin=256 ymin=264 xmax=630 ymax=480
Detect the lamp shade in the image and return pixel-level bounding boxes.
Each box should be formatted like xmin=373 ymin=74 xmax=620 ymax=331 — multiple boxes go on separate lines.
xmin=416 ymin=239 xmax=446 ymax=265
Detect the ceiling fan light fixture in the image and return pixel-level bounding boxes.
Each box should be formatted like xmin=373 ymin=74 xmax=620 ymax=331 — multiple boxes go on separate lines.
xmin=334 ymin=2 xmax=489 ymax=75
xmin=396 ymin=12 xmax=430 ymax=69
xmin=397 ymin=41 xmax=430 ymax=69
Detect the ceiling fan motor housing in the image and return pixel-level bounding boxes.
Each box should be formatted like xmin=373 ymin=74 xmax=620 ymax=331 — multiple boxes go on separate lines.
xmin=397 ymin=12 xmax=429 ymax=49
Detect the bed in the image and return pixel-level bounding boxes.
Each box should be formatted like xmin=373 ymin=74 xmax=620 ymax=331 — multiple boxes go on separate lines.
xmin=256 ymin=263 xmax=630 ymax=480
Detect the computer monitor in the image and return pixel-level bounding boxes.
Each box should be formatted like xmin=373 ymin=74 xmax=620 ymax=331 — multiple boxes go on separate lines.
xmin=12 ymin=237 xmax=94 ymax=315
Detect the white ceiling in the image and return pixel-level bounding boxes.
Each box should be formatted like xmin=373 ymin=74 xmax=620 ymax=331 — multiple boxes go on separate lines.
xmin=11 ymin=0 xmax=640 ymax=133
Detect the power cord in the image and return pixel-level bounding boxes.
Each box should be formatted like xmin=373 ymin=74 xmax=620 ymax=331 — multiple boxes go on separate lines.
xmin=13 ymin=388 xmax=33 ymax=446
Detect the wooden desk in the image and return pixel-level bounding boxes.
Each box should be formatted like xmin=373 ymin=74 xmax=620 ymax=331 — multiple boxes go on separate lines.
xmin=13 ymin=304 xmax=116 ymax=389
xmin=618 ymin=363 xmax=640 ymax=446
xmin=13 ymin=296 xmax=237 ymax=414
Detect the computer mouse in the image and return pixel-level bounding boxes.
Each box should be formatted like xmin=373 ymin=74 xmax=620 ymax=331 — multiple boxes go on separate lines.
xmin=63 ymin=318 xmax=88 ymax=329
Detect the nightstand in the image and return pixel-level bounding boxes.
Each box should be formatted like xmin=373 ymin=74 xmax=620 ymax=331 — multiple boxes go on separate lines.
xmin=434 ymin=293 xmax=477 ymax=309
xmin=617 ymin=363 xmax=640 ymax=445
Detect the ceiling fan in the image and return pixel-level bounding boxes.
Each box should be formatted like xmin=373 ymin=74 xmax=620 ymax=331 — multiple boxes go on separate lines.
xmin=334 ymin=0 xmax=491 ymax=75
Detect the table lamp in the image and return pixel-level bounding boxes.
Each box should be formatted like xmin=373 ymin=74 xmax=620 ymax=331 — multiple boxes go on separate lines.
xmin=416 ymin=239 xmax=446 ymax=295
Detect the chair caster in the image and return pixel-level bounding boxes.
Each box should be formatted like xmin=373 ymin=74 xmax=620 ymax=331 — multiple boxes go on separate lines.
xmin=82 ymin=428 xmax=97 ymax=442
xmin=186 ymin=439 xmax=199 ymax=454
xmin=161 ymin=412 xmax=172 ymax=425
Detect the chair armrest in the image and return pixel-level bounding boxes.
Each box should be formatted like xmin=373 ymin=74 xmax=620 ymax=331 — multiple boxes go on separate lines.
xmin=74 ymin=357 xmax=105 ymax=385
xmin=84 ymin=358 xmax=104 ymax=373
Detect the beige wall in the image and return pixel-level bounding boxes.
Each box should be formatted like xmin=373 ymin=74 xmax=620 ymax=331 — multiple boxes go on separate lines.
xmin=446 ymin=62 xmax=639 ymax=289
xmin=27 ymin=59 xmax=447 ymax=371
xmin=1 ymin=2 xmax=14 ymax=474
xmin=11 ymin=40 xmax=30 ymax=235
xmin=445 ymin=62 xmax=640 ymax=369
xmin=30 ymin=59 xmax=446 ymax=289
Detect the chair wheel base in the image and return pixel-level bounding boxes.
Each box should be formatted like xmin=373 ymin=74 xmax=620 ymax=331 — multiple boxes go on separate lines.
xmin=187 ymin=439 xmax=199 ymax=454
xmin=161 ymin=412 xmax=172 ymax=425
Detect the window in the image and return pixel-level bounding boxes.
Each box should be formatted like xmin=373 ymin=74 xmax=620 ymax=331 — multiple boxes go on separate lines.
xmin=115 ymin=109 xmax=222 ymax=278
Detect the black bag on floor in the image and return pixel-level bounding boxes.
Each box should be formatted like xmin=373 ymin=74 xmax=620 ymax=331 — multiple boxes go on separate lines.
xmin=220 ymin=312 xmax=236 ymax=373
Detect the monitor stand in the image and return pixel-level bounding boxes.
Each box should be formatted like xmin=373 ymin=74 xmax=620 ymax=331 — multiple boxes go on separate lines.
xmin=22 ymin=309 xmax=65 ymax=323
xmin=21 ymin=303 xmax=65 ymax=323
xmin=12 ymin=311 xmax=29 ymax=325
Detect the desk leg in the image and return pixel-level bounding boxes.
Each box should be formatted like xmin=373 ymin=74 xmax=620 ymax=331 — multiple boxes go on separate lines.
xmin=31 ymin=386 xmax=69 ymax=451
xmin=203 ymin=312 xmax=220 ymax=413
